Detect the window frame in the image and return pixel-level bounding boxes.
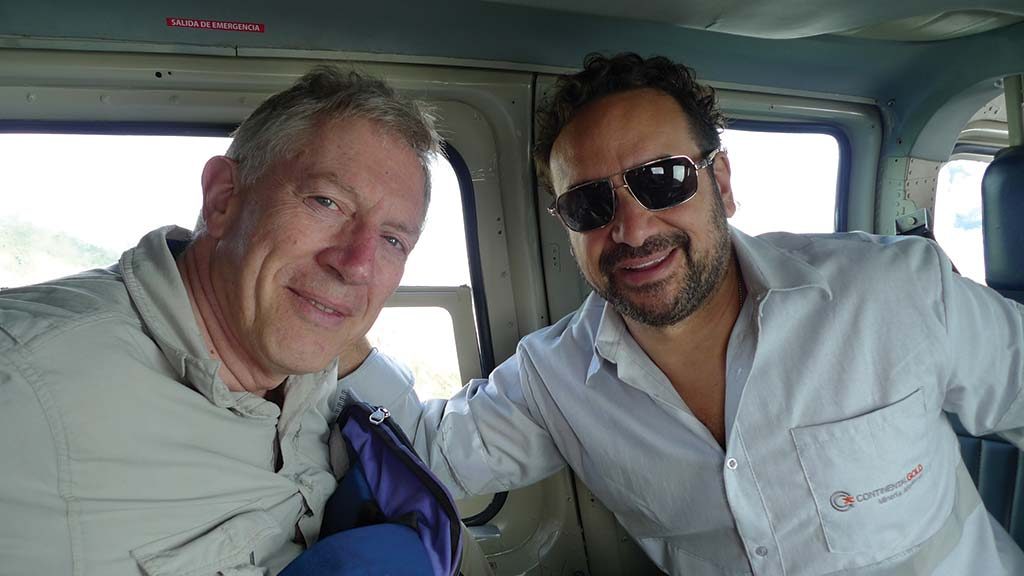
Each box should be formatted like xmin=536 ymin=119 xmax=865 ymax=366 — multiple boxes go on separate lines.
xmin=725 ymin=119 xmax=852 ymax=232
xmin=950 ymin=143 xmax=999 ymax=162
xmin=933 ymin=152 xmax=995 ymax=285
xmin=0 ymin=122 xmax=235 ymax=289
xmin=442 ymin=141 xmax=495 ymax=374
xmin=0 ymin=120 xmax=235 ymax=137
xmin=368 ymin=140 xmax=508 ymax=526
xmin=0 ymin=125 xmax=495 ymax=379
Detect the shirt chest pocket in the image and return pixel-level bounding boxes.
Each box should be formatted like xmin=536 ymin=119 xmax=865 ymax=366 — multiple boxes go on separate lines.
xmin=790 ymin=388 xmax=955 ymax=564
xmin=130 ymin=503 xmax=281 ymax=576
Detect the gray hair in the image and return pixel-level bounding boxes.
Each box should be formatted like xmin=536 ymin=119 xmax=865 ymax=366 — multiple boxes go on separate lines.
xmin=200 ymin=66 xmax=440 ymax=231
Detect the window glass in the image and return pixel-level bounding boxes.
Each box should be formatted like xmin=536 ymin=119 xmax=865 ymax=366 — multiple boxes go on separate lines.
xmin=372 ymin=154 xmax=476 ymax=400
xmin=0 ymin=134 xmax=472 ymax=290
xmin=934 ymin=158 xmax=989 ymax=285
xmin=367 ymin=306 xmax=463 ymax=400
xmin=0 ymin=133 xmax=227 ymax=288
xmin=1 ymin=131 xmax=479 ymax=400
xmin=722 ymin=129 xmax=839 ymax=235
xmin=401 ymin=155 xmax=472 ymax=287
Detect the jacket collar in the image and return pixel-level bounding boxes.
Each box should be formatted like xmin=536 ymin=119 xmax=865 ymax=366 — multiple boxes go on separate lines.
xmin=118 ymin=226 xmax=306 ymax=416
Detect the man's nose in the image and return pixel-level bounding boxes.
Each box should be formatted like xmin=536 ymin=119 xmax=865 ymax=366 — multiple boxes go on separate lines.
xmin=609 ymin=185 xmax=656 ymax=247
xmin=318 ymin=223 xmax=377 ymax=285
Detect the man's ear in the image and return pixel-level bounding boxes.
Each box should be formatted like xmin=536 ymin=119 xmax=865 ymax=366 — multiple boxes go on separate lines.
xmin=200 ymin=156 xmax=241 ymax=238
xmin=712 ymin=151 xmax=736 ymax=218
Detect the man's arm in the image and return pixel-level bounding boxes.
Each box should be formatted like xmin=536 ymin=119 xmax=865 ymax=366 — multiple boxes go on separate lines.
xmin=936 ymin=243 xmax=1024 ymax=443
xmin=0 ymin=352 xmax=73 ymax=575
xmin=337 ymin=343 xmax=566 ymax=498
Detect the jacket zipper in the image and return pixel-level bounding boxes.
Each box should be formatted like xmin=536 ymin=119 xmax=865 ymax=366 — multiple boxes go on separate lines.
xmin=358 ymin=403 xmax=463 ymax=576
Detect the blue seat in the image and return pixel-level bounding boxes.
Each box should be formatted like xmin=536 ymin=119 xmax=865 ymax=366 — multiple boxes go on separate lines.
xmin=982 ymin=145 xmax=1024 ymax=304
xmin=950 ymin=414 xmax=1024 ymax=547
xmin=950 ymin=145 xmax=1024 ymax=548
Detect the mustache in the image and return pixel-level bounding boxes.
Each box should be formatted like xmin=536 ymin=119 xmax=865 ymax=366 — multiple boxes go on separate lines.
xmin=598 ymin=233 xmax=691 ymax=275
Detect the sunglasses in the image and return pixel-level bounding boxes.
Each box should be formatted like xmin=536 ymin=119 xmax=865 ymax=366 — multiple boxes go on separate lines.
xmin=548 ymin=149 xmax=720 ymax=233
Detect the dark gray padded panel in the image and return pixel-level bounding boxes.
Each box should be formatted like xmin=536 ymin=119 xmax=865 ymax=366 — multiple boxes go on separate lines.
xmin=982 ymin=145 xmax=1024 ymax=304
xmin=492 ymin=0 xmax=1024 ymax=40
xmin=2 ymin=1 xmax=1024 ymax=158
xmin=950 ymin=414 xmax=1024 ymax=548
xmin=952 ymin=150 xmax=1024 ymax=546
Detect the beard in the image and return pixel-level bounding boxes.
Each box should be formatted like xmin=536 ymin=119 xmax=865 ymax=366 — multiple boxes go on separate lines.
xmin=592 ymin=189 xmax=732 ymax=328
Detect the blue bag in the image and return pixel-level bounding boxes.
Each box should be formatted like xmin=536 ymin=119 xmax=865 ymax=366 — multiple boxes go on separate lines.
xmin=280 ymin=523 xmax=433 ymax=575
xmin=281 ymin=402 xmax=463 ymax=576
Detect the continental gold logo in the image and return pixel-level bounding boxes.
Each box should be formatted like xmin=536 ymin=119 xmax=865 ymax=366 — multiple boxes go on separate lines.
xmin=830 ymin=491 xmax=856 ymax=512
xmin=829 ymin=464 xmax=924 ymax=512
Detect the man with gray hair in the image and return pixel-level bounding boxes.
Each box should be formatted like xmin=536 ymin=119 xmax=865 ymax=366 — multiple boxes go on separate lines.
xmin=0 ymin=66 xmax=474 ymax=575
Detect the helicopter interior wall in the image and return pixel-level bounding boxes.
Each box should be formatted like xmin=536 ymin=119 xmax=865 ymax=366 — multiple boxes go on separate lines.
xmin=487 ymin=0 xmax=1024 ymax=40
xmin=3 ymin=0 xmax=1023 ymax=164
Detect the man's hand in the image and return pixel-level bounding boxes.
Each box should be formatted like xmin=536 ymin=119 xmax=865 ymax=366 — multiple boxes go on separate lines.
xmin=338 ymin=336 xmax=373 ymax=379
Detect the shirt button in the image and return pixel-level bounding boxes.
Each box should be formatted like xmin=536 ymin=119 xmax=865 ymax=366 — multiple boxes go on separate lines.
xmin=755 ymin=546 xmax=769 ymax=557
xmin=726 ymin=458 xmax=738 ymax=470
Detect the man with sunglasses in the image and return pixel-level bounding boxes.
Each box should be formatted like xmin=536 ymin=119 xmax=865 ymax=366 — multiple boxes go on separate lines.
xmin=341 ymin=53 xmax=1024 ymax=574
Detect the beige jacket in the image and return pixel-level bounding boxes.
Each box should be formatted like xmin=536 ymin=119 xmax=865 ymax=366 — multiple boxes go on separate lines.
xmin=0 ymin=227 xmax=341 ymax=576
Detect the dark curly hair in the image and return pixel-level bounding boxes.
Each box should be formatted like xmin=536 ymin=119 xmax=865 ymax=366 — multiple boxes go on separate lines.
xmin=534 ymin=53 xmax=726 ymax=195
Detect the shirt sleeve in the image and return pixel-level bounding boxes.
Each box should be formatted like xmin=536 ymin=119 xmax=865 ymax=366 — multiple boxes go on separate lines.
xmin=337 ymin=348 xmax=566 ymax=498
xmin=0 ymin=351 xmax=73 ymax=575
xmin=936 ymin=243 xmax=1024 ymax=443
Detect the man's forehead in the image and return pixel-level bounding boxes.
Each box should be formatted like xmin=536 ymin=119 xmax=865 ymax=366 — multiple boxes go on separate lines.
xmin=268 ymin=132 xmax=425 ymax=228
xmin=307 ymin=120 xmax=424 ymax=181
xmin=306 ymin=167 xmax=423 ymax=212
xmin=549 ymin=91 xmax=698 ymax=191
xmin=304 ymin=170 xmax=350 ymax=190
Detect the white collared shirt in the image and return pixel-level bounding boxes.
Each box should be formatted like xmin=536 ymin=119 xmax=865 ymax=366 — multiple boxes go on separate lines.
xmin=343 ymin=228 xmax=1024 ymax=575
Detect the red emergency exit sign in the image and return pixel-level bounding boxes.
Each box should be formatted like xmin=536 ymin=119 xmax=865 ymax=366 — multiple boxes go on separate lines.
xmin=166 ymin=18 xmax=266 ymax=33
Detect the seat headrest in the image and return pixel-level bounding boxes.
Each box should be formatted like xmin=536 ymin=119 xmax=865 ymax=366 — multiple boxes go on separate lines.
xmin=982 ymin=145 xmax=1024 ymax=303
